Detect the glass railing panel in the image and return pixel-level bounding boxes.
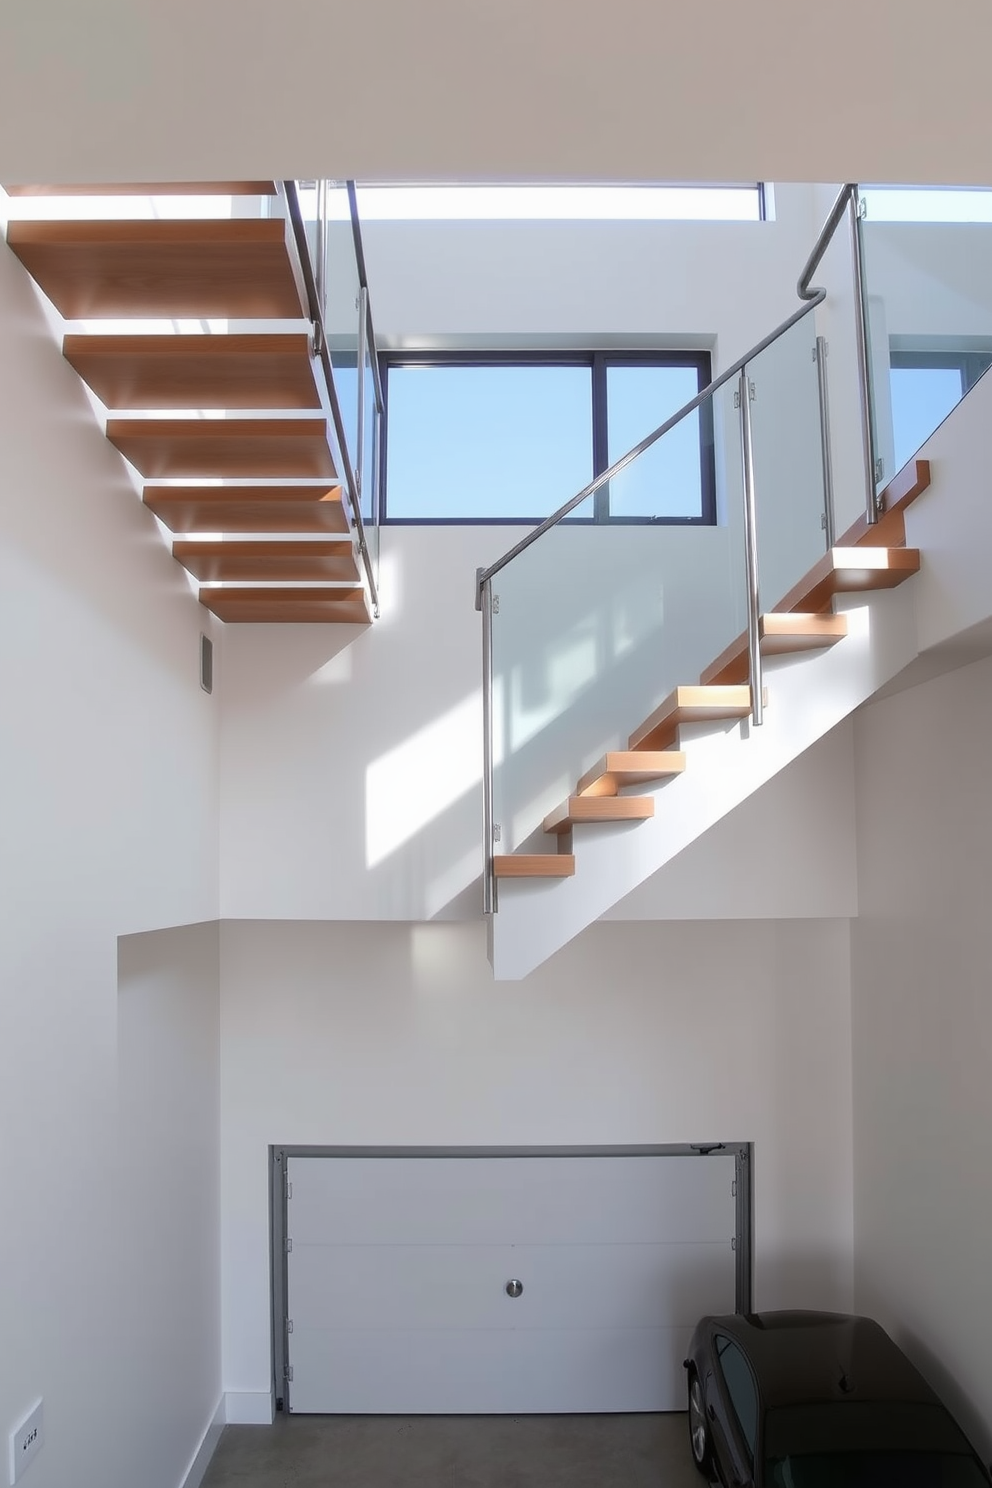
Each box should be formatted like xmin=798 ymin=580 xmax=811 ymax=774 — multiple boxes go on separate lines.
xmin=362 ymin=311 xmax=380 ymax=583
xmin=744 ymin=309 xmax=827 ymax=612
xmin=323 ymin=181 xmax=362 ymax=492
xmin=858 ymin=186 xmax=992 ymax=488
xmin=490 ymin=378 xmax=747 ymax=858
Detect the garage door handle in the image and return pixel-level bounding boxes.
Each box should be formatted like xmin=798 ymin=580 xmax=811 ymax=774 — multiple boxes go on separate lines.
xmin=505 ymin=1279 xmax=523 ymax=1298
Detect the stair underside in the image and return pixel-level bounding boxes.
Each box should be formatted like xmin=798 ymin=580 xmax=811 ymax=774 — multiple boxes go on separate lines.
xmin=173 ymin=540 xmax=358 ymax=583
xmin=576 ymin=751 xmax=686 ymax=797
xmin=63 ymin=334 xmax=320 ymax=409
xmin=198 ymin=586 xmax=371 ymax=624
xmin=700 ymin=613 xmax=849 ymax=687
xmin=493 ymin=855 xmax=575 ymax=880
xmin=142 ymin=484 xmax=350 ymax=534
xmin=5 ymin=218 xmax=304 ymax=318
xmin=107 ymin=418 xmax=336 ymax=478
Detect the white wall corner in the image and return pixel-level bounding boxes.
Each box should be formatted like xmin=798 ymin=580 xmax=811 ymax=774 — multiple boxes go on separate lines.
xmin=224 ymin=1390 xmax=275 ymax=1426
xmin=178 ymin=1395 xmax=226 ymax=1488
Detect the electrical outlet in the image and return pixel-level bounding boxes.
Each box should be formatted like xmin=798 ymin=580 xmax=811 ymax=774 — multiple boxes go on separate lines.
xmin=9 ymin=1400 xmax=43 ymax=1485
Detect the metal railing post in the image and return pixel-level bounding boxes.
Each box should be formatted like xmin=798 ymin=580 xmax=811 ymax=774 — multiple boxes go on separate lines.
xmin=738 ymin=370 xmax=763 ymax=727
xmin=478 ymin=571 xmax=497 ymax=914
xmin=315 ymin=178 xmax=327 ymax=323
xmin=356 ymin=286 xmax=368 ymax=508
xmin=815 ymin=335 xmax=836 ymax=548
xmin=849 ymin=185 xmax=881 ymax=523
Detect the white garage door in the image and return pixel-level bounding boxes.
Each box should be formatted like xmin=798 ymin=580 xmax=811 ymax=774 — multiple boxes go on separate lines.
xmin=284 ymin=1151 xmax=738 ymax=1414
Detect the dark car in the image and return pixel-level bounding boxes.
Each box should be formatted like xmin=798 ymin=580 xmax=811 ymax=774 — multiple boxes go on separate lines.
xmin=684 ymin=1310 xmax=991 ymax=1488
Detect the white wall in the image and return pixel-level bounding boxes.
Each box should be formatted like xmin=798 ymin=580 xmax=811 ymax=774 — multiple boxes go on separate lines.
xmin=850 ymin=654 xmax=992 ymax=1460
xmin=117 ymin=924 xmax=223 ymax=1488
xmin=219 ymin=916 xmax=855 ymax=1402
xmin=219 ymin=184 xmax=850 ymax=917
xmin=363 ymin=186 xmax=817 ymax=368
xmin=218 ymin=521 xmax=862 ymax=922
xmin=0 ymin=231 xmax=221 ymax=1488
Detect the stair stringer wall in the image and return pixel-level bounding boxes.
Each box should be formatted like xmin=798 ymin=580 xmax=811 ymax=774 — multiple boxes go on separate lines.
xmin=491 ymin=581 xmax=921 ymax=979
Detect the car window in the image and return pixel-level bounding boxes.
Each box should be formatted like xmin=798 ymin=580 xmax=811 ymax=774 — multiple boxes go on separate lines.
xmin=716 ymin=1334 xmax=760 ymax=1455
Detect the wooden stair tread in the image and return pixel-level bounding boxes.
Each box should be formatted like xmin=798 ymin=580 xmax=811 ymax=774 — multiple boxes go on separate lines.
xmin=5 ymin=218 xmax=304 ymax=318
xmin=629 ymin=685 xmax=753 ymax=753
xmin=4 ymin=182 xmax=277 ymax=196
xmin=143 ymin=484 xmax=349 ymax=534
xmin=493 ymin=855 xmax=575 ymax=880
xmin=700 ymin=613 xmax=849 ymax=687
xmin=543 ymin=795 xmax=654 ymax=835
xmin=198 ymin=586 xmax=371 ymax=624
xmin=837 ymin=458 xmax=931 ymax=548
xmin=107 ymin=418 xmax=336 ymax=478
xmin=174 ymin=540 xmax=357 ymax=583
xmin=63 ymin=333 xmax=320 ymax=410
xmin=773 ymin=547 xmax=921 ymax=616
xmin=576 ymin=751 xmax=685 ymax=797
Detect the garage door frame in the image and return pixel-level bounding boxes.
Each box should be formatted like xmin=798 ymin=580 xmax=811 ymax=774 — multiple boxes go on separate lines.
xmin=269 ymin=1142 xmax=753 ymax=1414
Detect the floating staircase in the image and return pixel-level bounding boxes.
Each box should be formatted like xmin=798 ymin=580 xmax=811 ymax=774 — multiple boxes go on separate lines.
xmin=491 ymin=460 xmax=931 ymax=972
xmin=2 ymin=182 xmax=371 ymax=624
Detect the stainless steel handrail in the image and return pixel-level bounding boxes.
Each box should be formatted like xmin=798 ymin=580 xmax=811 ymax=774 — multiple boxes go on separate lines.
xmin=477 ymin=181 xmax=880 ymax=600
xmin=283 ymin=179 xmax=381 ymax=616
xmin=478 ymin=181 xmax=880 ymax=915
xmin=475 ymin=293 xmax=823 ymax=598
xmin=797 ymin=183 xmax=856 ymax=300
xmin=347 ymin=180 xmax=386 ymax=418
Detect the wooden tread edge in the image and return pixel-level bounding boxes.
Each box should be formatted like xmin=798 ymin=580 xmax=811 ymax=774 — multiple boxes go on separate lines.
xmin=493 ymin=855 xmax=575 ymax=879
xmin=543 ymin=796 xmax=655 ymax=835
xmin=576 ymin=751 xmax=686 ymax=797
xmin=773 ymin=547 xmax=921 ymax=615
xmin=700 ymin=613 xmax=849 ymax=687
xmin=836 ymin=459 xmax=930 ymax=548
xmin=629 ymin=685 xmax=753 ymax=751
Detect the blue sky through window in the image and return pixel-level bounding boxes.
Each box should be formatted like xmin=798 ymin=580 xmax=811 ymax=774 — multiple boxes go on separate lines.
xmin=607 ymin=365 xmax=703 ymax=518
xmin=386 ymin=365 xmax=593 ymax=520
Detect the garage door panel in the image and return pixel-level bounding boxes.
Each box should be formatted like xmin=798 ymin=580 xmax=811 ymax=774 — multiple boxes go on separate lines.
xmin=289 ymin=1239 xmax=734 ymax=1334
xmin=289 ymin=1243 xmax=518 ymax=1331
xmin=288 ymin=1324 xmax=698 ymax=1415
xmin=283 ymin=1151 xmax=740 ymax=1413
xmin=288 ymin=1154 xmax=735 ymax=1247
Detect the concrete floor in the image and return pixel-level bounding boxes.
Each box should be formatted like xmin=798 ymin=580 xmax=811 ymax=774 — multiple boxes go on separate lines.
xmin=201 ymin=1412 xmax=700 ymax=1488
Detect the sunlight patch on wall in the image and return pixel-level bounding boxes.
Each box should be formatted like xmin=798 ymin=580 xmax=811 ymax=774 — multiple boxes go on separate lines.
xmin=366 ymin=692 xmax=482 ymax=867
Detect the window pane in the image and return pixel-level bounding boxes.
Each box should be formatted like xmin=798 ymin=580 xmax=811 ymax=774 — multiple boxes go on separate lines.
xmin=607 ymin=364 xmax=704 ymax=518
xmin=385 ymin=365 xmax=593 ymax=520
xmin=717 ymin=1337 xmax=759 ymax=1453
xmin=890 ymin=365 xmax=963 ymax=473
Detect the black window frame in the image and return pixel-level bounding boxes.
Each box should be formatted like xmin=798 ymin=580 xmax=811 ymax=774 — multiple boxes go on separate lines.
xmin=377 ymin=348 xmax=716 ymax=526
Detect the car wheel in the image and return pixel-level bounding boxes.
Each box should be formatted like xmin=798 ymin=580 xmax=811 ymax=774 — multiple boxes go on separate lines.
xmin=688 ymin=1372 xmax=713 ymax=1477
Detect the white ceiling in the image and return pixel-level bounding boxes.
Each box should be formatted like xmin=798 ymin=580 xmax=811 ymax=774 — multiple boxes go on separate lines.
xmin=0 ymin=0 xmax=989 ymax=187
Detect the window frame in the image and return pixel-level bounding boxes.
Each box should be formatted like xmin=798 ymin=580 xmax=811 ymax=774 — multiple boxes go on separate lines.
xmin=377 ymin=348 xmax=716 ymax=526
